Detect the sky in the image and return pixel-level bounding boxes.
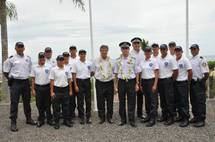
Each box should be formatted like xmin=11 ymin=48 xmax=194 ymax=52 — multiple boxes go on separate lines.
xmin=1 ymin=0 xmax=215 ymax=62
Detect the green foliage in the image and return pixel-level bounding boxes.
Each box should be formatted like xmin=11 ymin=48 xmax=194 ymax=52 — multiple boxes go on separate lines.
xmin=141 ymin=38 xmax=149 ymax=51
xmin=6 ymin=1 xmax=18 ymax=20
xmin=59 ymin=0 xmax=85 ymax=11
xmin=208 ymin=61 xmax=215 ymax=70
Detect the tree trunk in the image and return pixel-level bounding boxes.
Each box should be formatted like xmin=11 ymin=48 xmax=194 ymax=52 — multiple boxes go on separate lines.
xmin=0 ymin=0 xmax=10 ymax=99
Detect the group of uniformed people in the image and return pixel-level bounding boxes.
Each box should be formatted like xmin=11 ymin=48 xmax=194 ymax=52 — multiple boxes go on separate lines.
xmin=3 ymin=38 xmax=209 ymax=132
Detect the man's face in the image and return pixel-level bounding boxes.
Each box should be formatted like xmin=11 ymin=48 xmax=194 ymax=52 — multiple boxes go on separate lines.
xmin=121 ymin=47 xmax=130 ymax=56
xmin=160 ymin=48 xmax=168 ymax=55
xmin=175 ymin=50 xmax=182 ymax=58
xmin=39 ymin=58 xmax=45 ymax=65
xmin=15 ymin=46 xmax=25 ymax=55
xmin=100 ymin=48 xmax=108 ymax=58
xmin=144 ymin=51 xmax=152 ymax=58
xmin=152 ymin=47 xmax=159 ymax=54
xmin=70 ymin=49 xmax=77 ymax=56
xmin=169 ymin=46 xmax=176 ymax=55
xmin=79 ymin=53 xmax=86 ymax=60
xmin=132 ymin=42 xmax=141 ymax=51
xmin=57 ymin=60 xmax=64 ymax=66
xmin=64 ymin=57 xmax=69 ymax=63
xmin=190 ymin=48 xmax=199 ymax=56
xmin=45 ymin=52 xmax=52 ymax=59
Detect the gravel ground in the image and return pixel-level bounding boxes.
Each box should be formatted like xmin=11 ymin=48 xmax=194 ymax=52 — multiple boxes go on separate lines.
xmin=0 ymin=100 xmax=215 ymax=142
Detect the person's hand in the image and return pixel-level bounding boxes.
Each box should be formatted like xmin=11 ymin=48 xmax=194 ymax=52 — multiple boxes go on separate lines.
xmin=135 ymin=83 xmax=139 ymax=92
xmin=32 ymin=89 xmax=36 ymax=97
xmin=152 ymin=85 xmax=157 ymax=93
xmin=69 ymin=91 xmax=73 ymax=96
xmin=139 ymin=85 xmax=143 ymax=92
xmin=75 ymin=85 xmax=79 ymax=93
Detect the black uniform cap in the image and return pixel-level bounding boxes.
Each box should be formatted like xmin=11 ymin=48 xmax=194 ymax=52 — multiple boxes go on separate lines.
xmin=160 ymin=44 xmax=168 ymax=49
xmin=62 ymin=52 xmax=70 ymax=57
xmin=45 ymin=47 xmax=52 ymax=52
xmin=175 ymin=46 xmax=183 ymax=51
xmin=131 ymin=37 xmax=142 ymax=43
xmin=38 ymin=52 xmax=45 ymax=58
xmin=119 ymin=42 xmax=131 ymax=48
xmin=190 ymin=44 xmax=199 ymax=49
xmin=151 ymin=43 xmax=159 ymax=48
xmin=15 ymin=42 xmax=24 ymax=48
xmin=56 ymin=55 xmax=64 ymax=61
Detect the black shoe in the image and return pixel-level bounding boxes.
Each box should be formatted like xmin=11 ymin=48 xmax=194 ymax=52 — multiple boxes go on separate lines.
xmin=157 ymin=116 xmax=167 ymax=122
xmin=26 ymin=119 xmax=37 ymax=125
xmin=80 ymin=118 xmax=85 ymax=125
xmin=179 ymin=120 xmax=189 ymax=127
xmin=107 ymin=119 xmax=114 ymax=124
xmin=69 ymin=119 xmax=74 ymax=124
xmin=54 ymin=122 xmax=60 ymax=129
xmin=146 ymin=119 xmax=155 ymax=127
xmin=193 ymin=121 xmax=205 ymax=127
xmin=119 ymin=121 xmax=126 ymax=126
xmin=137 ymin=115 xmax=145 ymax=119
xmin=130 ymin=121 xmax=137 ymax=127
xmin=47 ymin=120 xmax=54 ymax=126
xmin=10 ymin=122 xmax=18 ymax=132
xmin=37 ymin=121 xmax=45 ymax=128
xmin=141 ymin=116 xmax=150 ymax=123
xmin=86 ymin=118 xmax=92 ymax=124
xmin=189 ymin=117 xmax=198 ymax=123
xmin=174 ymin=116 xmax=183 ymax=122
xmin=164 ymin=118 xmax=174 ymax=126
xmin=63 ymin=120 xmax=72 ymax=127
xmin=99 ymin=118 xmax=105 ymax=124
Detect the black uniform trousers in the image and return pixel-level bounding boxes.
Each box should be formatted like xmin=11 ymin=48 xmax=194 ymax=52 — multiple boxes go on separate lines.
xmin=69 ymin=81 xmax=78 ymax=119
xmin=52 ymin=86 xmax=69 ymax=122
xmin=137 ymin=90 xmax=143 ymax=117
xmin=158 ymin=77 xmax=175 ymax=119
xmin=118 ymin=79 xmax=136 ymax=123
xmin=174 ymin=81 xmax=190 ymax=120
xmin=77 ymin=78 xmax=91 ymax=119
xmin=190 ymin=79 xmax=206 ymax=121
xmin=142 ymin=78 xmax=158 ymax=119
xmin=173 ymin=81 xmax=180 ymax=117
xmin=95 ymin=79 xmax=114 ymax=120
xmin=9 ymin=79 xmax=32 ymax=122
xmin=35 ymin=84 xmax=52 ymax=122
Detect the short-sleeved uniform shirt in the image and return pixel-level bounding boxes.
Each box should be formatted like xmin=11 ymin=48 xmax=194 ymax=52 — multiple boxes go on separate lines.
xmin=31 ymin=64 xmax=51 ymax=85
xmin=140 ymin=58 xmax=159 ymax=79
xmin=71 ymin=60 xmax=93 ymax=79
xmin=176 ymin=56 xmax=192 ymax=81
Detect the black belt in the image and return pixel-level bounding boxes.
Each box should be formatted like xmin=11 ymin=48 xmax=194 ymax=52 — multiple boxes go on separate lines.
xmin=96 ymin=79 xmax=113 ymax=84
xmin=54 ymin=86 xmax=69 ymax=92
xmin=13 ymin=79 xmax=29 ymax=82
xmin=119 ymin=78 xmax=135 ymax=82
xmin=77 ymin=78 xmax=90 ymax=81
xmin=142 ymin=78 xmax=155 ymax=81
xmin=159 ymin=77 xmax=172 ymax=81
xmin=176 ymin=80 xmax=188 ymax=83
xmin=35 ymin=84 xmax=50 ymax=87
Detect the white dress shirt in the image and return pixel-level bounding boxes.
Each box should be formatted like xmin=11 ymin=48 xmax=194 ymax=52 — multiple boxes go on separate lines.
xmin=71 ymin=59 xmax=92 ymax=79
xmin=140 ymin=58 xmax=159 ymax=79
xmin=176 ymin=56 xmax=192 ymax=81
xmin=31 ymin=64 xmax=51 ymax=85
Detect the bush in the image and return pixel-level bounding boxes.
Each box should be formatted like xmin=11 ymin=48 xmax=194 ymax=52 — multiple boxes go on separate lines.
xmin=208 ymin=61 xmax=215 ymax=70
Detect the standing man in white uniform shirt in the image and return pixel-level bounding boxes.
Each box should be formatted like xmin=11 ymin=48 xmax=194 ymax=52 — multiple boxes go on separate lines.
xmin=72 ymin=50 xmax=93 ymax=125
xmin=139 ymin=47 xmax=159 ymax=127
xmin=174 ymin=46 xmax=192 ymax=127
xmin=3 ymin=42 xmax=36 ymax=132
xmin=151 ymin=43 xmax=160 ymax=60
xmin=31 ymin=52 xmax=53 ymax=127
xmin=92 ymin=45 xmax=115 ymax=124
xmin=157 ymin=44 xmax=178 ymax=126
xmin=168 ymin=41 xmax=176 ymax=57
xmin=130 ymin=37 xmax=145 ymax=120
xmin=189 ymin=44 xmax=209 ymax=127
xmin=68 ymin=46 xmax=79 ymax=119
xmin=49 ymin=55 xmax=73 ymax=129
xmin=114 ymin=41 xmax=140 ymax=127
xmin=45 ymin=47 xmax=56 ymax=68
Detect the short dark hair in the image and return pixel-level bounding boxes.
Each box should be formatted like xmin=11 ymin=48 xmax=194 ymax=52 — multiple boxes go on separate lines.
xmin=100 ymin=45 xmax=109 ymax=50
xmin=79 ymin=49 xmax=87 ymax=54
xmin=62 ymin=52 xmax=70 ymax=57
xmin=69 ymin=45 xmax=77 ymax=51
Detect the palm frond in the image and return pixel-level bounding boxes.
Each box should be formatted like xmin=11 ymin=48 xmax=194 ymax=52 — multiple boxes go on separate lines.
xmin=6 ymin=1 xmax=18 ymax=20
xmin=59 ymin=0 xmax=85 ymax=11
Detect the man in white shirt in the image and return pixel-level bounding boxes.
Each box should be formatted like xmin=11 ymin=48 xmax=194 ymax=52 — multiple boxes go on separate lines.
xmin=174 ymin=46 xmax=192 ymax=127
xmin=68 ymin=46 xmax=79 ymax=120
xmin=168 ymin=41 xmax=176 ymax=57
xmin=151 ymin=43 xmax=160 ymax=60
xmin=92 ymin=45 xmax=115 ymax=124
xmin=189 ymin=44 xmax=209 ymax=127
xmin=130 ymin=37 xmax=145 ymax=119
xmin=139 ymin=47 xmax=159 ymax=127
xmin=157 ymin=44 xmax=178 ymax=126
xmin=45 ymin=47 xmax=56 ymax=68
xmin=114 ymin=41 xmax=140 ymax=127
xmin=31 ymin=52 xmax=53 ymax=127
xmin=49 ymin=55 xmax=73 ymax=129
xmin=72 ymin=50 xmax=93 ymax=124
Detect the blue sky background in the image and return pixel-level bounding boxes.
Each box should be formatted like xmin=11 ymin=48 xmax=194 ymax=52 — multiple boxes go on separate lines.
xmin=1 ymin=0 xmax=215 ymax=63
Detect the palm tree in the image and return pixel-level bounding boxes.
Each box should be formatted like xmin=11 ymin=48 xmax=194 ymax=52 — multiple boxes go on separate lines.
xmin=141 ymin=38 xmax=149 ymax=50
xmin=0 ymin=0 xmax=18 ymax=97
xmin=60 ymin=0 xmax=85 ymax=11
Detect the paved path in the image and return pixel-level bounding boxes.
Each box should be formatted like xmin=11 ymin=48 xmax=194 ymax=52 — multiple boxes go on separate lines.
xmin=0 ymin=101 xmax=215 ymax=142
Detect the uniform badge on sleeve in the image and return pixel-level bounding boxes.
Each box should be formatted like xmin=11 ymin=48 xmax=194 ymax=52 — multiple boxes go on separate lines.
xmin=202 ymin=62 xmax=207 ymax=67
